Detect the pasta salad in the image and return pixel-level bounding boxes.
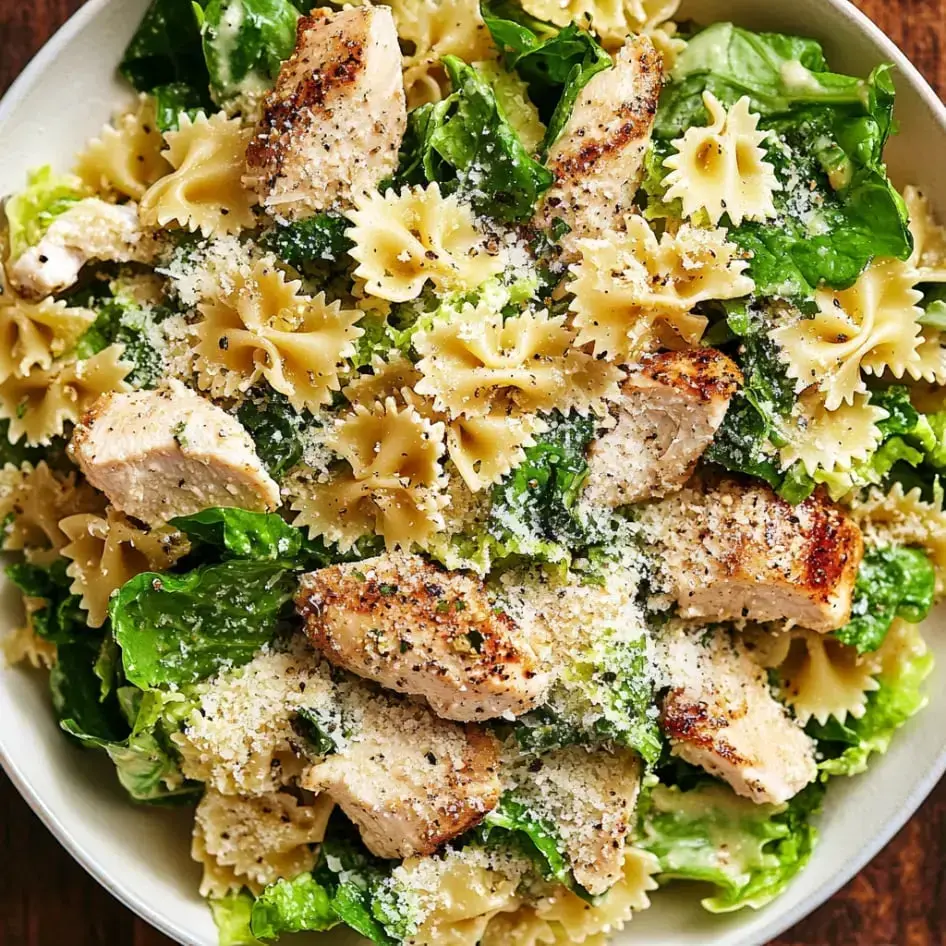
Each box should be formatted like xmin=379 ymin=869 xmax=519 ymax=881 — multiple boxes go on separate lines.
xmin=1 ymin=0 xmax=943 ymax=943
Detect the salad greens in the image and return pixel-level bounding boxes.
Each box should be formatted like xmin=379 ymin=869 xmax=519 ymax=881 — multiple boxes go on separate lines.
xmin=110 ymin=560 xmax=298 ymax=688
xmin=810 ymin=622 xmax=934 ymax=776
xmin=235 ymin=390 xmax=309 ymax=482
xmin=395 ymin=56 xmax=553 ymax=221
xmin=480 ymin=0 xmax=611 ymax=151
xmin=834 ymin=546 xmax=935 ymax=653
xmin=4 ymin=166 xmax=87 ymax=260
xmin=648 ymin=23 xmax=912 ymax=294
xmin=639 ymin=781 xmax=824 ymax=912
xmin=198 ymin=0 xmax=300 ymax=105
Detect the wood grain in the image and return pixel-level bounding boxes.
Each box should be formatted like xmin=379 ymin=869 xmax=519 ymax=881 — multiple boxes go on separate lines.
xmin=1 ymin=1 xmax=945 ymax=944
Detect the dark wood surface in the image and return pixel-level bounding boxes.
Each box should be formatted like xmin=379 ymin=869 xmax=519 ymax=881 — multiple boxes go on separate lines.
xmin=1 ymin=1 xmax=945 ymax=944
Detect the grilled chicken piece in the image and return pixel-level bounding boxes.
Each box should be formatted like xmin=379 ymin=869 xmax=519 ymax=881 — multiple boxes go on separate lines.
xmin=656 ymin=623 xmax=817 ymax=804
xmin=638 ymin=477 xmax=863 ymax=632
xmin=537 ymin=35 xmax=662 ymax=245
xmin=296 ymin=552 xmax=549 ymax=721
xmin=70 ymin=380 xmax=280 ymax=526
xmin=244 ymin=7 xmax=406 ymax=218
xmin=302 ymin=693 xmax=501 ymax=858
xmin=584 ymin=349 xmax=742 ymax=508
xmin=7 ymin=200 xmax=156 ymax=300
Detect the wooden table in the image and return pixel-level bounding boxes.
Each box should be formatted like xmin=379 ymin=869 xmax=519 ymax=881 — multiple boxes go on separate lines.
xmin=1 ymin=0 xmax=945 ymax=943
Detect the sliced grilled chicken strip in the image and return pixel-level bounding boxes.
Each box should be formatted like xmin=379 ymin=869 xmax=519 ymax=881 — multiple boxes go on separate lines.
xmin=537 ymin=35 xmax=662 ymax=245
xmin=244 ymin=6 xmax=406 ymax=218
xmin=70 ymin=380 xmax=279 ymax=526
xmin=296 ymin=552 xmax=549 ymax=721
xmin=584 ymin=349 xmax=742 ymax=508
xmin=656 ymin=623 xmax=818 ymax=805
xmin=301 ymin=692 xmax=501 ymax=858
xmin=638 ymin=476 xmax=863 ymax=632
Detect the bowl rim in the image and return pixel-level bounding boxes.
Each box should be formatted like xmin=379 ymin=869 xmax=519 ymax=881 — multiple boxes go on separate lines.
xmin=1 ymin=1 xmax=946 ymax=945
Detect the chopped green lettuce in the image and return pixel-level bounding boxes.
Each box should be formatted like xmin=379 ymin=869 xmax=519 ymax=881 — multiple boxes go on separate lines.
xmin=236 ymin=390 xmax=307 ymax=481
xmin=250 ymin=872 xmax=339 ymax=939
xmin=5 ymin=166 xmax=87 ymax=260
xmin=120 ymin=0 xmax=210 ymax=94
xmin=51 ymin=641 xmax=129 ymax=743
xmin=315 ymin=821 xmax=402 ymax=945
xmin=476 ymin=794 xmax=571 ymax=886
xmin=638 ymin=781 xmax=823 ymax=913
xmin=487 ymin=410 xmax=597 ymax=561
xmin=703 ymin=304 xmax=795 ymax=488
xmin=6 ymin=559 xmax=85 ymax=645
xmin=150 ymin=81 xmax=212 ymax=131
xmin=170 ymin=507 xmax=303 ymax=563
xmin=75 ymin=287 xmax=174 ymax=389
xmin=648 ymin=24 xmax=911 ymax=294
xmin=210 ymin=892 xmax=265 ymax=946
xmin=62 ymin=687 xmax=201 ymax=804
xmin=834 ymin=546 xmax=935 ymax=653
xmin=395 ymin=56 xmax=553 ymax=222
xmin=261 ymin=212 xmax=354 ymax=271
xmin=810 ymin=621 xmax=933 ymax=776
xmin=110 ymin=560 xmax=297 ymax=688
xmin=480 ymin=0 xmax=611 ymax=151
xmin=199 ymin=0 xmax=299 ymax=105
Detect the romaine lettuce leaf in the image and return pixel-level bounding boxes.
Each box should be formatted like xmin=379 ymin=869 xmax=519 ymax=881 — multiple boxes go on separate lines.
xmin=314 ymin=820 xmax=402 ymax=945
xmin=5 ymin=166 xmax=87 ymax=260
xmin=62 ymin=687 xmax=201 ymax=804
xmin=476 ymin=794 xmax=572 ymax=886
xmin=6 ymin=559 xmax=86 ymax=645
xmin=210 ymin=892 xmax=265 ymax=946
xmin=638 ymin=780 xmax=823 ymax=913
xmin=150 ymin=81 xmax=212 ymax=131
xmin=110 ymin=560 xmax=297 ymax=688
xmin=250 ymin=872 xmax=339 ymax=939
xmin=51 ymin=641 xmax=129 ymax=743
xmin=120 ymin=0 xmax=210 ymax=93
xmin=199 ymin=0 xmax=300 ymax=105
xmin=74 ymin=288 xmax=174 ymax=389
xmin=809 ymin=621 xmax=933 ymax=776
xmin=480 ymin=0 xmax=611 ymax=150
xmin=170 ymin=507 xmax=303 ymax=563
xmin=834 ymin=546 xmax=935 ymax=653
xmin=262 ymin=212 xmax=354 ymax=271
xmin=394 ymin=56 xmax=553 ymax=221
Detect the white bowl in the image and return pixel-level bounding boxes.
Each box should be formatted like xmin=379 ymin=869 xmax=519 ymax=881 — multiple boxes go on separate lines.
xmin=1 ymin=1 xmax=945 ymax=944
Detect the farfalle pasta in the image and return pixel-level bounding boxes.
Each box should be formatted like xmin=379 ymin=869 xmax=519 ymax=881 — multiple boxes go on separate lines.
xmin=193 ymin=789 xmax=334 ymax=897
xmin=75 ymin=96 xmax=171 ymax=200
xmin=0 ymin=296 xmax=95 ymax=383
xmin=778 ymin=391 xmax=887 ymax=476
xmin=751 ymin=629 xmax=880 ymax=726
xmin=415 ymin=303 xmax=622 ymax=417
xmin=569 ymin=217 xmax=753 ymax=359
xmin=290 ymin=397 xmax=447 ymax=550
xmin=0 ymin=461 xmax=103 ymax=561
xmin=663 ymin=92 xmax=780 ymax=226
xmin=851 ymin=481 xmax=946 ymax=592
xmin=904 ymin=185 xmax=946 ymax=282
xmin=140 ymin=112 xmax=256 ymax=237
xmin=60 ymin=507 xmax=188 ymax=627
xmin=0 ymin=344 xmax=131 ymax=444
xmin=346 ymin=184 xmax=507 ymax=302
xmin=772 ymin=259 xmax=926 ymax=409
xmin=3 ymin=595 xmax=57 ymax=670
xmin=388 ymin=0 xmax=497 ymax=107
xmin=194 ymin=257 xmax=362 ymax=410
